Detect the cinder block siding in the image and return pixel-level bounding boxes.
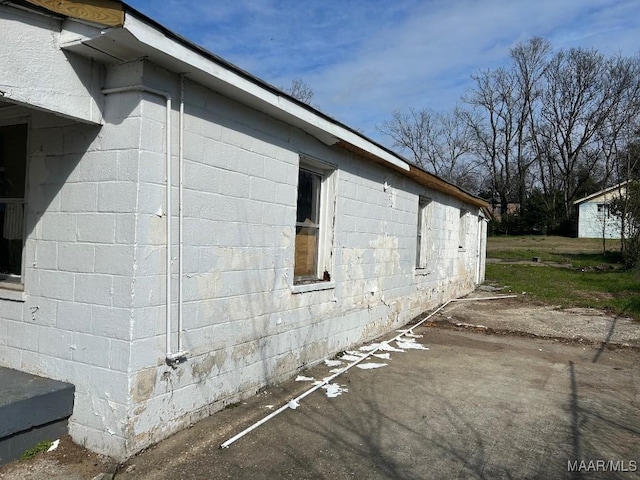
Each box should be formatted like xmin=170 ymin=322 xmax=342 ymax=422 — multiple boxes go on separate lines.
xmin=0 ymin=4 xmax=103 ymax=124
xmin=577 ymin=202 xmax=622 ymax=239
xmin=0 ymin=56 xmax=484 ymax=460
xmin=125 ymin=62 xmax=484 ymax=456
xmin=0 ymin=62 xmax=143 ymax=455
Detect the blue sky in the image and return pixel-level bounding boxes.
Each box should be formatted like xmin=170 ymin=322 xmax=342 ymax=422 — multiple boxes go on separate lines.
xmin=126 ymin=0 xmax=639 ymax=145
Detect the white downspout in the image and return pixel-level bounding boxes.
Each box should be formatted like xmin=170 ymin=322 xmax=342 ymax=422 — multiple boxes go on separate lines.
xmin=475 ymin=214 xmax=482 ymax=284
xmin=178 ymin=75 xmax=185 ymax=354
xmin=101 ymin=84 xmax=187 ymax=364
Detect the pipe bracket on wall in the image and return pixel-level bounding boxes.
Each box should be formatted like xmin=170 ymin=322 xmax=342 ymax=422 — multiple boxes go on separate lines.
xmin=165 ymin=352 xmax=187 ymax=367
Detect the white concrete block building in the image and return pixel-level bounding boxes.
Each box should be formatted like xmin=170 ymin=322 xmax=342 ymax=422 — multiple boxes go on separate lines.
xmin=0 ymin=1 xmax=488 ymax=460
xmin=575 ymin=183 xmax=627 ymax=239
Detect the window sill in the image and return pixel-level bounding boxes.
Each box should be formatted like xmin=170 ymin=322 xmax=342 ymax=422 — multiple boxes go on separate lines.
xmin=0 ymin=281 xmax=25 ymax=302
xmin=414 ymin=268 xmax=431 ymax=276
xmin=292 ymin=281 xmax=335 ymax=294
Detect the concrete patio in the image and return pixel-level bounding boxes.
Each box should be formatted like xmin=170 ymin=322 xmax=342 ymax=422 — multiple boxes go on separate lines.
xmin=119 ymin=325 xmax=640 ymax=479
xmin=1 ymin=305 xmax=638 ymax=480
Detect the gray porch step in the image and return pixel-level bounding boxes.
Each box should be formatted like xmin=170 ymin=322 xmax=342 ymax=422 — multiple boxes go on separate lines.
xmin=0 ymin=367 xmax=74 ymax=465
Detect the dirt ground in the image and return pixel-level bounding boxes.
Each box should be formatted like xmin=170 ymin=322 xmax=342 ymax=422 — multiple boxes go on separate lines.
xmin=1 ymin=292 xmax=638 ymax=479
xmin=0 ymin=435 xmax=115 ymax=480
xmin=436 ymin=290 xmax=640 ymax=349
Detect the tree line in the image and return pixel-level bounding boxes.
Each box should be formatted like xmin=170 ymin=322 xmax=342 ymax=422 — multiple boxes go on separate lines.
xmin=282 ymin=39 xmax=639 ymax=265
xmin=378 ymin=37 xmax=640 ymax=243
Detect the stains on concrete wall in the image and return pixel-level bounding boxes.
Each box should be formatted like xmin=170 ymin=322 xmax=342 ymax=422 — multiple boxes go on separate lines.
xmin=132 ymin=368 xmax=157 ymax=404
xmin=2 ymin=47 xmax=485 ymax=460
xmin=190 ymin=351 xmax=227 ymax=383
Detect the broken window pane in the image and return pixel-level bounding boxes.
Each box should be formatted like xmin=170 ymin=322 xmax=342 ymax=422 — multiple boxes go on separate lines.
xmin=296 ymin=169 xmax=320 ymax=225
xmin=295 ymin=168 xmax=322 ymax=281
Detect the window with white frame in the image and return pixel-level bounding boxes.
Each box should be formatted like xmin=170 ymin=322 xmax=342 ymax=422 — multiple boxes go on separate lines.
xmin=0 ymin=124 xmax=27 ymax=283
xmin=416 ymin=196 xmax=432 ymax=269
xmin=458 ymin=209 xmax=468 ymax=250
xmin=294 ymin=159 xmax=335 ymax=284
xmin=597 ymin=203 xmax=610 ymax=217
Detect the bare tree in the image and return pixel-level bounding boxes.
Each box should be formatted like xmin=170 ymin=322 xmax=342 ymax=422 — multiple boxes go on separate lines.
xmin=463 ymin=38 xmax=551 ymax=221
xmin=377 ymin=108 xmax=437 ymax=169
xmin=378 ymin=37 xmax=640 ymax=236
xmin=377 ymin=107 xmax=478 ymax=189
xmin=463 ymin=66 xmax=518 ymax=219
xmin=283 ymin=78 xmax=315 ymax=104
xmin=538 ymin=49 xmax=638 ymax=219
xmin=510 ymin=37 xmax=551 ymax=215
xmin=437 ymin=107 xmax=479 ymax=190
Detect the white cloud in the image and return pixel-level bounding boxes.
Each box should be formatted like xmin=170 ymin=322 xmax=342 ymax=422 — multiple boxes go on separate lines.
xmin=127 ymin=0 xmax=640 ymax=142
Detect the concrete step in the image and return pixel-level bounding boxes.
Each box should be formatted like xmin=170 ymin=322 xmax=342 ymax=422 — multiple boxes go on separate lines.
xmin=0 ymin=367 xmax=75 ymax=465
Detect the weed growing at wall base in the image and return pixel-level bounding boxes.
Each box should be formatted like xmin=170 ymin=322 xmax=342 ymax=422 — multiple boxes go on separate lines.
xmin=21 ymin=440 xmax=53 ymax=460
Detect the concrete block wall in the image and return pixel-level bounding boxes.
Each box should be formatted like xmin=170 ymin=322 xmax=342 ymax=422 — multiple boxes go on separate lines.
xmin=0 ymin=5 xmax=103 ymax=124
xmin=0 ymin=61 xmax=145 ymax=456
xmin=123 ymin=61 xmax=485 ymax=457
xmin=577 ymin=201 xmax=622 ymax=239
xmin=0 ymin=51 xmax=485 ymax=460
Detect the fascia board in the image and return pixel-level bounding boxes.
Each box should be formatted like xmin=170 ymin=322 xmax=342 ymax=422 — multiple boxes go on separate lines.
xmin=573 ymin=181 xmax=629 ymax=205
xmin=122 ymin=14 xmax=410 ymax=172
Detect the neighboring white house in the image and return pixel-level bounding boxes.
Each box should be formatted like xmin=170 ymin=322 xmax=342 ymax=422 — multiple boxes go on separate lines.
xmin=574 ymin=182 xmax=628 ymax=239
xmin=0 ymin=1 xmax=488 ymax=460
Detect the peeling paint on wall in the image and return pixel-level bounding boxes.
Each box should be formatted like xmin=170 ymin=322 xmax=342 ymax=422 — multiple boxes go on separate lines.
xmin=0 ymin=34 xmax=486 ymax=461
xmin=132 ymin=368 xmax=157 ymax=404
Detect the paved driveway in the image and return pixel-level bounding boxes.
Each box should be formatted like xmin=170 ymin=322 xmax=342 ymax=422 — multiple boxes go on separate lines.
xmin=114 ymin=326 xmax=640 ymax=480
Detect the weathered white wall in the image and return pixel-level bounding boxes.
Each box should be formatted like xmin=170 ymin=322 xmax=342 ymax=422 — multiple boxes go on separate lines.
xmin=121 ymin=61 xmax=485 ymax=457
xmin=0 ymin=61 xmax=145 ymax=458
xmin=0 ymin=5 xmax=103 ymax=124
xmin=578 ymin=200 xmax=622 ymax=239
xmin=0 ymin=49 xmax=485 ymax=460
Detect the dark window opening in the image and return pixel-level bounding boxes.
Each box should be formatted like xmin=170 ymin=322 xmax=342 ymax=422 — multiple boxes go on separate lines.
xmin=0 ymin=124 xmax=27 ymax=281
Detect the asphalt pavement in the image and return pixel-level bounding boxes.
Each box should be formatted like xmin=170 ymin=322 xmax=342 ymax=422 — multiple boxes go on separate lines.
xmin=112 ymin=326 xmax=640 ymax=480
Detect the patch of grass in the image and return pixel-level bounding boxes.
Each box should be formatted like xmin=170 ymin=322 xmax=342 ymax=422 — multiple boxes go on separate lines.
xmin=488 ymin=235 xmax=621 ymax=256
xmin=21 ymin=440 xmax=52 ymax=461
xmin=486 ymin=236 xmax=640 ymax=320
xmin=489 ymin=249 xmax=622 ymax=267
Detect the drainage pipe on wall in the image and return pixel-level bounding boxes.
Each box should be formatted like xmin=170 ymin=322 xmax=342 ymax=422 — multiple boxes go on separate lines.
xmin=178 ymin=75 xmax=185 ymax=354
xmin=101 ymin=84 xmax=187 ymax=363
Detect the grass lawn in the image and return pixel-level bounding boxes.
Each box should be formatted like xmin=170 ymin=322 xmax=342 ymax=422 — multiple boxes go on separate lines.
xmin=485 ymin=236 xmax=640 ymax=320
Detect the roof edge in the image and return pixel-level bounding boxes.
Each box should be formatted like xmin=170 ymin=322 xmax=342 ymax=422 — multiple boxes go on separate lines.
xmin=337 ymin=141 xmax=488 ymax=209
xmin=573 ymin=181 xmax=630 ymax=205
xmin=10 ymin=0 xmax=487 ymax=208
xmin=20 ymin=0 xmax=124 ymax=26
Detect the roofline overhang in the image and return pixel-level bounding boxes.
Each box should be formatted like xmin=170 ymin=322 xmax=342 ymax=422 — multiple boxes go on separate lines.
xmin=573 ymin=180 xmax=630 ymax=205
xmin=12 ymin=0 xmax=488 ymax=209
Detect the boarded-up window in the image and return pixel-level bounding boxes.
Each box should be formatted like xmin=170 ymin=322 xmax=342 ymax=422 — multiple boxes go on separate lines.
xmin=416 ymin=196 xmax=431 ymax=268
xmin=459 ymin=209 xmax=468 ymax=249
xmin=0 ymin=124 xmax=27 ymax=280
